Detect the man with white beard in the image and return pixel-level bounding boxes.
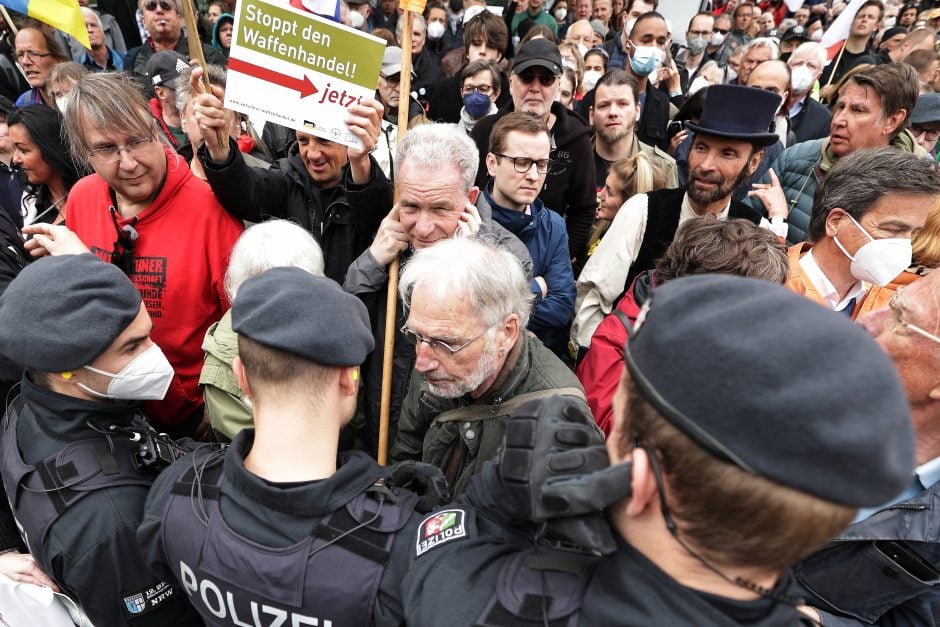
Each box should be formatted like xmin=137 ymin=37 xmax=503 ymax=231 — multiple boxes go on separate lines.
xmin=389 ymin=238 xmax=589 ymax=497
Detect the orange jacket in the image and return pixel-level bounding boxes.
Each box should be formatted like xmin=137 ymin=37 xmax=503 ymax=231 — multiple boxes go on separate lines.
xmin=784 ymin=243 xmax=920 ymax=320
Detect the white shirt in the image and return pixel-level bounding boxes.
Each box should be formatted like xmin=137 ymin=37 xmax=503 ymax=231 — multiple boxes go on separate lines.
xmin=798 ymin=249 xmax=867 ymax=312
xmin=571 ymin=193 xmax=732 ymax=349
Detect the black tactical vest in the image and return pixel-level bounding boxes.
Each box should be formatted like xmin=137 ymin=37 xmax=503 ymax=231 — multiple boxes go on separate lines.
xmin=0 ymin=400 xmax=155 ymax=557
xmin=161 ymin=450 xmax=418 ymax=626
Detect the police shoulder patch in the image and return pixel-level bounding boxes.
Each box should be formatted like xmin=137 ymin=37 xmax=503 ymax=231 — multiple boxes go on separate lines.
xmin=415 ymin=508 xmax=468 ymax=557
xmin=122 ymin=580 xmax=177 ymax=619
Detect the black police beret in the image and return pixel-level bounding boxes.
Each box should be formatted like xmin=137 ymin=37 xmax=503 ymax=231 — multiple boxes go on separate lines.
xmin=0 ymin=254 xmax=142 ymax=371
xmin=624 ymin=275 xmax=915 ymax=508
xmin=232 ymin=267 xmax=374 ymax=367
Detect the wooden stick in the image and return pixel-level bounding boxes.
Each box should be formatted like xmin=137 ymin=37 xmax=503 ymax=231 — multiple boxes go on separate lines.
xmin=823 ymin=41 xmax=847 ymax=90
xmin=180 ymin=0 xmax=226 ymax=148
xmin=377 ymin=9 xmax=415 ymax=466
xmin=0 ymin=8 xmax=28 ymax=85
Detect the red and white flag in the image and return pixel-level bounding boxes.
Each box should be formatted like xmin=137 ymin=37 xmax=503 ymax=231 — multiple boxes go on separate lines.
xmin=819 ymin=0 xmax=867 ymax=60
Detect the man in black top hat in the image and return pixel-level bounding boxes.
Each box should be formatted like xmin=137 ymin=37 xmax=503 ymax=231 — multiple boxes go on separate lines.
xmin=401 ymin=274 xmax=915 ymax=626
xmin=138 ymin=267 xmax=445 ymax=626
xmin=571 ymin=84 xmax=782 ymax=352
xmin=0 ymin=253 xmax=199 ymax=626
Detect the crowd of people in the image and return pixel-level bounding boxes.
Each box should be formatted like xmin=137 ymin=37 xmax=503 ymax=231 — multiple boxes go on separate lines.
xmin=0 ymin=0 xmax=938 ymax=624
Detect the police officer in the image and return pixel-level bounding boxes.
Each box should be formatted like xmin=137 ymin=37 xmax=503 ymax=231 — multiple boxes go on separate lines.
xmin=401 ymin=275 xmax=916 ymax=626
xmin=138 ymin=267 xmax=445 ymax=626
xmin=0 ymin=253 xmax=200 ymax=625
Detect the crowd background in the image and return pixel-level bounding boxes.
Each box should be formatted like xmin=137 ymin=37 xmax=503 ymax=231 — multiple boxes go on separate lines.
xmin=0 ymin=0 xmax=938 ymax=624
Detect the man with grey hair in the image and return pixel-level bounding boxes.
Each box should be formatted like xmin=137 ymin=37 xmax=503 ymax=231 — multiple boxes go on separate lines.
xmin=344 ymin=123 xmax=531 ymax=458
xmin=77 ymin=7 xmax=125 ymax=72
xmin=783 ymin=147 xmax=940 ymax=319
xmin=123 ymin=0 xmax=226 ymax=96
xmin=735 ymin=37 xmax=779 ymax=86
xmin=55 ymin=71 xmax=245 ymax=435
xmin=390 ymin=237 xmax=588 ymax=495
xmin=785 ymin=42 xmax=831 ymax=144
xmin=202 ymin=220 xmax=325 ymax=443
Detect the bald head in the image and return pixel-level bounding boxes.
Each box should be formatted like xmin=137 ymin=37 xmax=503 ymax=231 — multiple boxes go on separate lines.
xmin=566 ymin=19 xmax=594 ymax=46
xmin=746 ymin=59 xmax=791 ymax=107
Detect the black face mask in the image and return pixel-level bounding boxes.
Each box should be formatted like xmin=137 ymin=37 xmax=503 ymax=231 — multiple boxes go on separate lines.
xmin=779 ymin=51 xmax=791 ymax=63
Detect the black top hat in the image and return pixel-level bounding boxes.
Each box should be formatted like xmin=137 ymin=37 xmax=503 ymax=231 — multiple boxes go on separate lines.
xmin=686 ymin=85 xmax=781 ymax=147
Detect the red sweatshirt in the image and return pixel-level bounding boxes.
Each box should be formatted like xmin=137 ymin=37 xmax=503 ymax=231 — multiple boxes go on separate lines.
xmin=66 ymin=147 xmax=244 ymax=429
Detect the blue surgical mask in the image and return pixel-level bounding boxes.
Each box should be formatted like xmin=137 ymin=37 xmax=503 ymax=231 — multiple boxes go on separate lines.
xmin=629 ymin=44 xmax=663 ymax=77
xmin=463 ymin=91 xmax=492 ymax=118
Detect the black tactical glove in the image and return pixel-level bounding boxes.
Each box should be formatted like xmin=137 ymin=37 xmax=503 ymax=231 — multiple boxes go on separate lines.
xmin=492 ymin=395 xmax=632 ymax=553
xmin=388 ymin=460 xmax=451 ymax=513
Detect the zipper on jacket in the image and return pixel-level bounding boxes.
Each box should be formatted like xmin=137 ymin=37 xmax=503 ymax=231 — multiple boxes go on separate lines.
xmin=871 ymin=503 xmax=927 ymax=517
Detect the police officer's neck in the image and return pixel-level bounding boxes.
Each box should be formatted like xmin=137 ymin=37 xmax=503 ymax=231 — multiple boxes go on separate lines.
xmin=244 ymin=403 xmax=342 ymax=483
xmin=612 ymin=505 xmax=780 ymax=601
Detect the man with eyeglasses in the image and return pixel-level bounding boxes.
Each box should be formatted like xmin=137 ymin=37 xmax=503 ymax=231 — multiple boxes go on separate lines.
xmin=479 ymin=112 xmax=575 ymax=356
xmin=13 ymin=20 xmax=69 ymax=108
xmin=49 ymin=72 xmax=244 ymax=437
xmin=471 ymin=38 xmax=597 ymax=264
xmin=795 ymin=270 xmax=940 ymax=625
xmin=457 ymin=59 xmax=501 ymax=134
xmin=390 ymin=237 xmax=587 ymax=497
xmin=123 ymin=0 xmax=226 ymax=97
xmin=908 ymin=92 xmax=940 ymax=158
xmin=781 ymin=147 xmax=940 ymax=320
xmin=674 ymin=12 xmax=714 ymax=89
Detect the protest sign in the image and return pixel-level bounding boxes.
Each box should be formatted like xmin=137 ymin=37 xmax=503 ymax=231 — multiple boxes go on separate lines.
xmin=226 ymin=0 xmax=386 ymax=148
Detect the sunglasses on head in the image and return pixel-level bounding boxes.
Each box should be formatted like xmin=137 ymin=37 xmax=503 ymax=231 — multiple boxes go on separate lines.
xmin=518 ymin=69 xmax=557 ymax=87
xmin=144 ymin=0 xmax=174 ymax=11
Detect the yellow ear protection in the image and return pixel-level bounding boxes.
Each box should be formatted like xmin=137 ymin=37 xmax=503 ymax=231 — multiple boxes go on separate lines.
xmin=351 ymin=368 xmax=359 ymax=382
xmin=60 ymin=372 xmax=73 ymax=380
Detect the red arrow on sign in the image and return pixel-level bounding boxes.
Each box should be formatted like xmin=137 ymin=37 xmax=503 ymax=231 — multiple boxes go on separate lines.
xmin=228 ymin=57 xmax=318 ymax=98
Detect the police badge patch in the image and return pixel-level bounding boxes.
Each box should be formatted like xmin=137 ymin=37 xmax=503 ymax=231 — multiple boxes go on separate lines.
xmin=415 ymin=509 xmax=467 ymax=556
xmin=122 ymin=581 xmax=176 ymax=619
xmin=125 ymin=593 xmax=146 ymax=614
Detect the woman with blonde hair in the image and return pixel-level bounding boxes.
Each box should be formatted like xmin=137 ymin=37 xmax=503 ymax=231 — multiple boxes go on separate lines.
xmin=586 ymin=152 xmax=666 ymax=257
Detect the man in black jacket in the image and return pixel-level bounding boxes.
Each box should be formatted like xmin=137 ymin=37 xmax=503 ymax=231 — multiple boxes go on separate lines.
xmin=785 ymin=42 xmax=832 ymax=144
xmin=192 ymin=68 xmax=392 ymax=284
xmin=471 ymin=38 xmax=595 ymax=262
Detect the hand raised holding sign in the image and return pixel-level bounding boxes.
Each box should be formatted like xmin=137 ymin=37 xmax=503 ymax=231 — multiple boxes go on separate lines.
xmin=346 ymin=97 xmax=384 ymax=184
xmin=191 ymin=66 xmax=231 ymax=164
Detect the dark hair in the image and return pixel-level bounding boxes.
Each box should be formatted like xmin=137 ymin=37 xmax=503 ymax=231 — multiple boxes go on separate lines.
xmin=619 ymin=375 xmax=856 ymax=571
xmin=655 ymin=216 xmax=788 ymax=284
xmin=460 ymin=58 xmax=501 ymax=92
xmin=903 ymin=48 xmax=937 ymax=74
xmin=672 ymin=85 xmax=707 ymax=122
xmin=687 ymin=11 xmax=714 ymax=32
xmin=464 ymin=10 xmax=508 ymax=56
xmin=841 ymin=62 xmax=919 ymax=136
xmin=595 ymin=68 xmax=639 ymax=101
xmin=625 ymin=0 xmax=658 ymax=12
xmin=807 ymin=147 xmax=940 ymax=242
xmin=237 ymin=335 xmax=335 ymax=402
xmin=858 ymin=0 xmax=885 ymax=21
xmin=15 ymin=19 xmax=68 ymax=63
xmin=8 ymin=105 xmax=83 ymax=204
xmin=489 ymin=111 xmax=550 ymax=154
xmin=519 ymin=23 xmax=556 ymax=45
xmin=629 ymin=10 xmax=666 ymax=37
xmin=584 ymin=47 xmax=609 ymax=72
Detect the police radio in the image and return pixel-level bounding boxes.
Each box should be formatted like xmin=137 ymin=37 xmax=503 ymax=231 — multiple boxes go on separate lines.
xmin=107 ymin=423 xmax=181 ymax=472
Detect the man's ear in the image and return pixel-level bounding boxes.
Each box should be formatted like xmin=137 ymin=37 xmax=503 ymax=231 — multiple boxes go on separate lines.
xmin=467 ymin=186 xmax=481 ymax=204
xmin=339 ymin=366 xmax=359 ymax=396
xmin=883 ymin=108 xmax=907 ymax=138
xmin=233 ymin=356 xmax=251 ymax=398
xmin=485 ymin=151 xmax=500 ymax=178
xmin=825 ymin=208 xmax=849 ymax=238
xmin=589 ymin=106 xmax=595 ymax=125
xmin=625 ymin=447 xmax=658 ymax=518
xmin=747 ymin=148 xmax=764 ymax=176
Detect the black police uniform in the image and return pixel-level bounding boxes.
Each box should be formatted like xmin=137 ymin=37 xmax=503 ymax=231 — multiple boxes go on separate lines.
xmin=401 ymin=466 xmax=813 ymax=626
xmin=0 ymin=376 xmax=200 ymax=626
xmin=139 ymin=429 xmax=429 ymax=626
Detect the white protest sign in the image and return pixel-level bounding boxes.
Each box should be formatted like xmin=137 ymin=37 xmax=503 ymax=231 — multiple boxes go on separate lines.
xmin=225 ymin=0 xmax=386 ymax=148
